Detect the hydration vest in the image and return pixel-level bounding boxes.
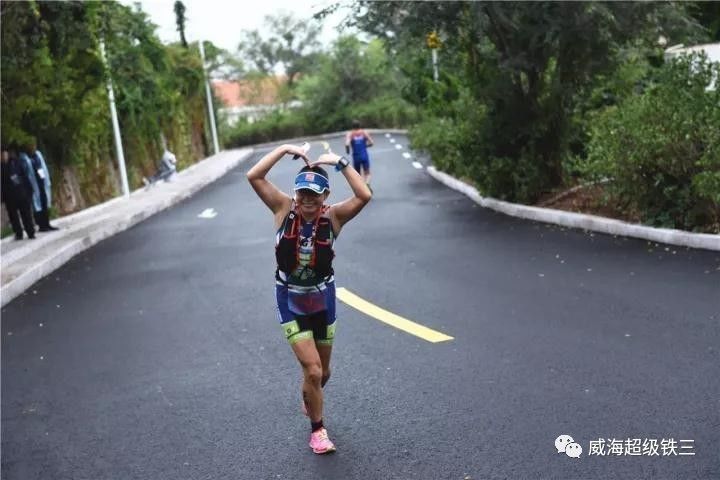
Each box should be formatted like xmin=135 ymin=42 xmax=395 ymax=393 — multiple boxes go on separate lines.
xmin=275 ymin=206 xmax=335 ymax=281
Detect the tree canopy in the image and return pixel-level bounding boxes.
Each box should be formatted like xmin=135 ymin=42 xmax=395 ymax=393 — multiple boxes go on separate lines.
xmin=237 ymin=12 xmax=323 ymax=90
xmin=173 ymin=0 xmax=188 ymax=48
xmin=348 ymin=2 xmax=708 ymax=200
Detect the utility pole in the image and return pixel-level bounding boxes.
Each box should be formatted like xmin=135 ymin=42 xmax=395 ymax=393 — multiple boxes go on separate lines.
xmin=198 ymin=40 xmax=220 ymax=155
xmin=99 ymin=40 xmax=130 ymax=198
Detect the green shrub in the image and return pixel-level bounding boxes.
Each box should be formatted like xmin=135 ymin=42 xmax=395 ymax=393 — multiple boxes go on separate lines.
xmin=409 ymin=86 xmax=484 ymax=183
xmin=347 ymin=95 xmax=419 ymax=129
xmin=224 ymin=97 xmax=418 ymax=148
xmin=583 ymin=53 xmax=720 ymax=232
xmin=410 ymin=116 xmax=467 ymax=175
xmin=411 ymin=84 xmax=552 ymax=202
xmin=224 ymin=110 xmax=309 ymax=147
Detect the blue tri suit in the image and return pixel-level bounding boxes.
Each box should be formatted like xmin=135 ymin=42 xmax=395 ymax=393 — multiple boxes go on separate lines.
xmin=349 ymin=132 xmax=370 ymax=172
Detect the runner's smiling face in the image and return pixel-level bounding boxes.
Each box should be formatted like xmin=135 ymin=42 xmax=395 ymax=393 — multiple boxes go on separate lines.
xmin=295 ymin=189 xmax=329 ymax=218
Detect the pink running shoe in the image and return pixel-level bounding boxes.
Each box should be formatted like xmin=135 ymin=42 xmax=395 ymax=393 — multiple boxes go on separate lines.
xmin=309 ymin=428 xmax=336 ymax=454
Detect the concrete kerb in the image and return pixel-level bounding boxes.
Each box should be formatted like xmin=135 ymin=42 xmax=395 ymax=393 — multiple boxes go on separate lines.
xmin=4 ymin=238 xmax=89 ymax=306
xmin=427 ymin=166 xmax=720 ymax=251
xmin=1 ymin=148 xmax=254 ymax=307
xmin=1 ymin=210 xmax=116 ymax=268
xmin=3 ymin=207 xmax=157 ymax=306
xmin=0 ymin=197 xmax=125 ymax=251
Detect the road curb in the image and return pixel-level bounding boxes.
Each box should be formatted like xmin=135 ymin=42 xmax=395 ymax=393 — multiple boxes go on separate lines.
xmin=427 ymin=166 xmax=720 ymax=251
xmin=1 ymin=149 xmax=254 ymax=307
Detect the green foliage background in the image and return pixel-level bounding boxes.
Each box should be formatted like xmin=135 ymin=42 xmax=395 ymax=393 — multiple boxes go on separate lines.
xmin=226 ymin=0 xmax=718 ymax=232
xmin=583 ymin=54 xmax=720 ymax=231
xmin=350 ymin=1 xmax=718 ymax=231
xmin=223 ymin=36 xmax=418 ymax=147
xmin=2 ymin=1 xmax=718 ymax=232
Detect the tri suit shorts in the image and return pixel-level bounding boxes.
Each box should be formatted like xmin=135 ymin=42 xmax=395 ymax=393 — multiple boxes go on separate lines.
xmin=275 ymin=279 xmax=336 ymax=345
xmin=352 ymin=154 xmax=370 ymax=173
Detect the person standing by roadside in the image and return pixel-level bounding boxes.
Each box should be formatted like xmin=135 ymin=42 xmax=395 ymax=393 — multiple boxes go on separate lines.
xmin=345 ymin=120 xmax=374 ymax=191
xmin=247 ymin=143 xmax=371 ymax=454
xmin=21 ymin=141 xmax=58 ymax=231
xmin=1 ymin=147 xmax=36 ymax=240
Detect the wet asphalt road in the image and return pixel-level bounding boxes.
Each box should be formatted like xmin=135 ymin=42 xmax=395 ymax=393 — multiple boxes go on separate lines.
xmin=2 ymin=134 xmax=719 ymax=480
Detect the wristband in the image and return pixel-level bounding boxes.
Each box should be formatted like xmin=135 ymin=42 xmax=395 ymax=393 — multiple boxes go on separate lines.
xmin=335 ymin=156 xmax=350 ymax=171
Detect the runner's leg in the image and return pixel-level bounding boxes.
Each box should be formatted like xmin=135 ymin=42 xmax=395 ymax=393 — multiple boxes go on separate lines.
xmin=317 ymin=344 xmax=332 ymax=388
xmin=291 ymin=339 xmax=324 ymax=423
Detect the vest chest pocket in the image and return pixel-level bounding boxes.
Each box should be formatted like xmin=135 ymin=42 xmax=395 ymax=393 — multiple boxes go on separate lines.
xmin=315 ymin=220 xmax=334 ymax=246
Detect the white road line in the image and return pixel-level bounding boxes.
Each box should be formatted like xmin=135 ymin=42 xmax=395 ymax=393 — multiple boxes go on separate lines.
xmin=198 ymin=208 xmax=218 ymax=219
xmin=385 ymin=133 xmax=391 ymax=138
xmin=412 ymin=161 xmax=423 ymax=169
xmin=402 ymin=152 xmax=412 ymax=159
xmin=389 ymin=138 xmax=396 ymax=143
xmin=395 ymin=144 xmax=403 ymax=150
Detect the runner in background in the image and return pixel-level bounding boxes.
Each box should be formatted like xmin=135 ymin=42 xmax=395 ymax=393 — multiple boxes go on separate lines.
xmin=345 ymin=120 xmax=374 ymax=192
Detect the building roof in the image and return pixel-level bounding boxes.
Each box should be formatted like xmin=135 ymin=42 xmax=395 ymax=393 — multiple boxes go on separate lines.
xmin=212 ymin=76 xmax=287 ymax=108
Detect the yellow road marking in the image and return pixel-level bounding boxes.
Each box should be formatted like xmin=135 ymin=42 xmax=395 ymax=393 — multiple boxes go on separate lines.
xmin=336 ymin=287 xmax=453 ymax=343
